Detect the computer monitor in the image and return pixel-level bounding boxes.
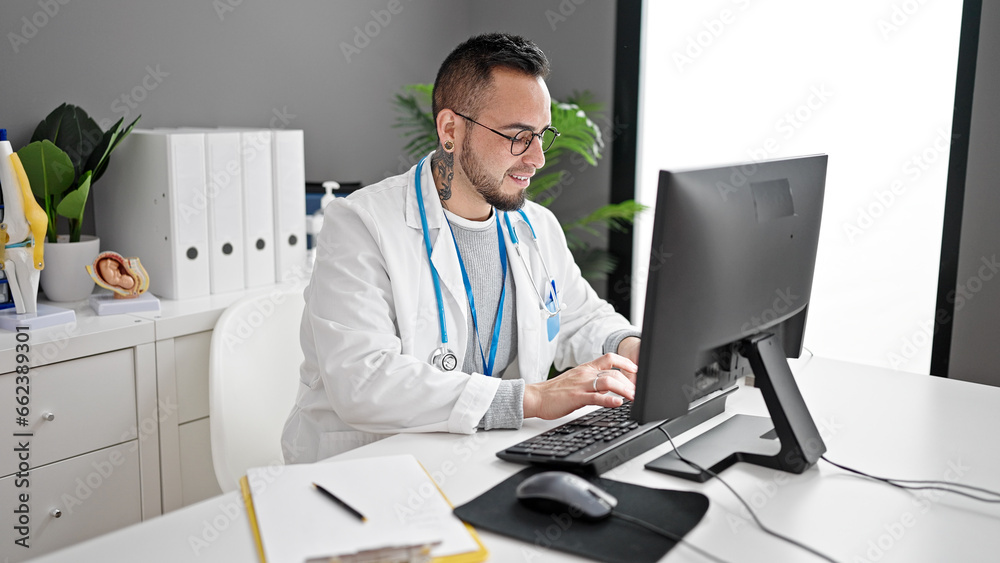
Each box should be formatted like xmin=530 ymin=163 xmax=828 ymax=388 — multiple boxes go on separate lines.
xmin=632 ymin=154 xmax=828 ymax=481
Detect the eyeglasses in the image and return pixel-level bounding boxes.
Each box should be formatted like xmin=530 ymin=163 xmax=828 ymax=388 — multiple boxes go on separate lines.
xmin=453 ymin=111 xmax=560 ymax=156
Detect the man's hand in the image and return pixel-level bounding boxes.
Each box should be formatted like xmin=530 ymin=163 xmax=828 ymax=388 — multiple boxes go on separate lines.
xmin=617 ymin=336 xmax=641 ymax=365
xmin=523 ymin=353 xmax=638 ymax=420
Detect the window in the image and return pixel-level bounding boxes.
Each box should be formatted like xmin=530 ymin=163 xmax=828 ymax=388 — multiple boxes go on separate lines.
xmin=634 ymin=0 xmax=964 ymax=372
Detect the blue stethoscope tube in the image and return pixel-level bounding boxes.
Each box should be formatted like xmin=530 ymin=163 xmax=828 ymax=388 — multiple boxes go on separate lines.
xmin=415 ymin=154 xmax=561 ymax=373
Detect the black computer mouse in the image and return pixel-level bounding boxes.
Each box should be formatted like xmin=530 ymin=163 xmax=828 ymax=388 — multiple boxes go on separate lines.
xmin=515 ymin=471 xmax=618 ymax=521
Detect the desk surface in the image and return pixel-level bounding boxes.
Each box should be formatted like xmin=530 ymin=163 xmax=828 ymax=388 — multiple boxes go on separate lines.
xmin=31 ymin=356 xmax=1000 ymax=562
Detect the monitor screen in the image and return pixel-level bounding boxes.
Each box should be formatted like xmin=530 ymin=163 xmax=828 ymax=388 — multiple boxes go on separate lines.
xmin=632 ymin=154 xmax=828 ymax=480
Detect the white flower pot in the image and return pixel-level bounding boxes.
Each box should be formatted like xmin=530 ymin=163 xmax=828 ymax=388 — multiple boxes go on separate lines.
xmin=40 ymin=235 xmax=101 ymax=302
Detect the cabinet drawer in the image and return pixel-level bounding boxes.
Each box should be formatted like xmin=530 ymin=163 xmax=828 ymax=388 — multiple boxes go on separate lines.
xmin=0 ymin=441 xmax=142 ymax=562
xmin=1 ymin=349 xmax=137 ymax=478
xmin=175 ymin=331 xmax=211 ymax=423
xmin=178 ymin=417 xmax=223 ymax=506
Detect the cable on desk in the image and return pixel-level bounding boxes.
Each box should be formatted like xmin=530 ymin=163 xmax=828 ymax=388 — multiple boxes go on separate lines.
xmin=820 ymin=456 xmax=1000 ymax=503
xmin=658 ymin=427 xmax=839 ymax=563
xmin=611 ymin=510 xmax=730 ymax=563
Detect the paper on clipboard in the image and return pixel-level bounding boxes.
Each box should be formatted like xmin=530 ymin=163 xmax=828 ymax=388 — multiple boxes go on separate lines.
xmin=243 ymin=454 xmax=486 ymax=563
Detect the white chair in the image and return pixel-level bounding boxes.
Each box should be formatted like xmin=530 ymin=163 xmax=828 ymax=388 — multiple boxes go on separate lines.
xmin=209 ymin=285 xmax=305 ymax=492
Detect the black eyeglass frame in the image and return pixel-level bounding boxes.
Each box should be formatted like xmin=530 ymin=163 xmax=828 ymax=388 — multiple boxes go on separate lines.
xmin=453 ymin=111 xmax=560 ymax=156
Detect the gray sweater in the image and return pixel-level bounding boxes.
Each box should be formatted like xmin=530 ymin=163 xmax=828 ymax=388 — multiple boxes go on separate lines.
xmin=444 ymin=210 xmax=639 ymax=430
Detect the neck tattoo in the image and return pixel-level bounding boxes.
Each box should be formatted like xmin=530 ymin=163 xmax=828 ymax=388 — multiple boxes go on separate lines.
xmin=432 ymin=149 xmax=454 ymax=203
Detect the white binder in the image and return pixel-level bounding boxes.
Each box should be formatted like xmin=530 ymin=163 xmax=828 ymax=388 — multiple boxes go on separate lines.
xmin=271 ymin=129 xmax=307 ymax=282
xmin=203 ymin=131 xmax=247 ymax=293
xmin=236 ymin=130 xmax=277 ymax=288
xmin=94 ymin=130 xmax=210 ymax=300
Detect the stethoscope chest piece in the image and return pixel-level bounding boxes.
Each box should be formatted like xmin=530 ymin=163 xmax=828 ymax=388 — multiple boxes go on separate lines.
xmin=431 ymin=347 xmax=459 ymax=372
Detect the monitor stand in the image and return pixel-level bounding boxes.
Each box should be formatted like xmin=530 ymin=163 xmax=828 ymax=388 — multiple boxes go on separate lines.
xmin=645 ymin=333 xmax=826 ymax=482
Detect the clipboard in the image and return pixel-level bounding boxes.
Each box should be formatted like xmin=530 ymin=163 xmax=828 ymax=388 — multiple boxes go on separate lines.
xmin=240 ymin=455 xmax=487 ymax=563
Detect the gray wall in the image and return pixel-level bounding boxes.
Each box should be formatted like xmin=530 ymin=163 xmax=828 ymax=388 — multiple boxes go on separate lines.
xmin=949 ymin=0 xmax=1000 ymax=386
xmin=0 ymin=0 xmax=616 ymax=244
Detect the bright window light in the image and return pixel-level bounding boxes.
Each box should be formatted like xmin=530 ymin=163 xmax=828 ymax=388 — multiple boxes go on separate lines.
xmin=634 ymin=0 xmax=964 ymax=373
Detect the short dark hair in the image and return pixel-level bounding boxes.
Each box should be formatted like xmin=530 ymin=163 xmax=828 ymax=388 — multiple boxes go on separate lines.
xmin=432 ymin=32 xmax=550 ymax=123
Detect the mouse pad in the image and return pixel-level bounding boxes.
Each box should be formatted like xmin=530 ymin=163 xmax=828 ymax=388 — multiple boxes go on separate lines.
xmin=453 ymin=467 xmax=709 ymax=563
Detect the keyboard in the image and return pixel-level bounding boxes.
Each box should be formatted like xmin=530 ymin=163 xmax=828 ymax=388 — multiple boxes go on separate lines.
xmin=496 ymin=401 xmax=668 ymax=474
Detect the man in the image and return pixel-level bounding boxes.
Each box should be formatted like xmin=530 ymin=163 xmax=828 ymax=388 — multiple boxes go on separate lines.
xmin=283 ymin=33 xmax=641 ymax=464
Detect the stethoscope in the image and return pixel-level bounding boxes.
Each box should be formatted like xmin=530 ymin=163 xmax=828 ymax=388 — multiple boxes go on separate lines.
xmin=415 ymin=155 xmax=563 ymax=373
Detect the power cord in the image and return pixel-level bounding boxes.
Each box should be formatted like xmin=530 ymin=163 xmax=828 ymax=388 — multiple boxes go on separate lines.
xmin=820 ymin=456 xmax=1000 ymax=503
xmin=658 ymin=427 xmax=839 ymax=563
xmin=610 ymin=509 xmax=731 ymax=563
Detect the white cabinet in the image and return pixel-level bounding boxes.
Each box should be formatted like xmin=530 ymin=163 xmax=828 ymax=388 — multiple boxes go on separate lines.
xmin=0 ymin=283 xmax=300 ymax=558
xmin=156 ymin=330 xmax=223 ymax=511
xmin=132 ymin=290 xmax=259 ymax=512
xmin=177 ymin=417 xmax=223 ymax=504
xmin=0 ymin=443 xmax=141 ymax=561
xmin=0 ymin=350 xmax=137 ymax=477
xmin=0 ymin=302 xmax=157 ymax=562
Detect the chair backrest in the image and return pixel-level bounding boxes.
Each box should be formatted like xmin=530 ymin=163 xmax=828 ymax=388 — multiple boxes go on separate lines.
xmin=209 ymin=285 xmax=305 ymax=492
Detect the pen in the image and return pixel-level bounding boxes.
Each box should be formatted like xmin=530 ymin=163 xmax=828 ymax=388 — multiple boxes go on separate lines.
xmin=312 ymin=482 xmax=367 ymax=522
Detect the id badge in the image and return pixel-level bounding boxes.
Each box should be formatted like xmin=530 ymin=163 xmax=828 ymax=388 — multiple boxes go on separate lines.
xmin=545 ymin=287 xmax=560 ymax=342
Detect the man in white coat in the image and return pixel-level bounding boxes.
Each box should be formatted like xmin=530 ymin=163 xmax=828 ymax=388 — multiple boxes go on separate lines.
xmin=283 ymin=33 xmax=642 ymax=464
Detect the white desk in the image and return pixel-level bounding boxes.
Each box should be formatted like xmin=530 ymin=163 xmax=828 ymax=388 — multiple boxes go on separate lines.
xmin=29 ymin=356 xmax=1000 ymax=562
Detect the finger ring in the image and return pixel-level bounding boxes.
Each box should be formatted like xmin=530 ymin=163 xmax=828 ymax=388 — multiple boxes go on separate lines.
xmin=593 ymin=375 xmax=600 ymax=392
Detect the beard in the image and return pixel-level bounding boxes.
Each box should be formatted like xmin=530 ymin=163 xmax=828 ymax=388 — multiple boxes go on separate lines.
xmin=460 ymin=135 xmax=527 ymax=212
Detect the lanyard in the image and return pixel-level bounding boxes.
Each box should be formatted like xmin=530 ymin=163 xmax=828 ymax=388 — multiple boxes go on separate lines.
xmin=446 ymin=215 xmax=507 ymax=377
xmin=503 ymin=211 xmax=560 ymax=319
xmin=414 ymin=156 xmax=450 ymax=348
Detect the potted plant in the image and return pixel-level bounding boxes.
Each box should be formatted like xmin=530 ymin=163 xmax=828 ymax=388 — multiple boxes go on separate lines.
xmin=393 ymin=85 xmax=645 ymax=284
xmin=15 ymin=103 xmax=139 ymax=301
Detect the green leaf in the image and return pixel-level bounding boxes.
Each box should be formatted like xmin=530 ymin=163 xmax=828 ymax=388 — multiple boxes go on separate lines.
xmin=570 ymin=247 xmax=620 ymax=281
xmin=90 ymin=115 xmax=140 ymax=184
xmin=29 ymin=102 xmax=69 ymax=143
xmin=563 ymin=200 xmax=649 ymax=234
xmin=564 ymin=90 xmax=603 ymax=117
xmin=548 ymin=102 xmax=604 ymax=167
xmin=31 ymin=104 xmax=103 ymax=178
xmin=18 ymin=140 xmax=75 ymax=203
xmin=392 ymin=84 xmax=437 ymax=162
xmin=82 ymin=118 xmax=122 ymax=182
xmin=56 ymin=171 xmax=92 ymax=242
xmin=526 ymin=171 xmax=567 ymax=206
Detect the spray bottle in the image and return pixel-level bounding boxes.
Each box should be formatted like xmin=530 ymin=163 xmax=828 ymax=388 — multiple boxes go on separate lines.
xmin=0 ymin=129 xmax=16 ymax=308
xmin=306 ymin=181 xmax=340 ymax=267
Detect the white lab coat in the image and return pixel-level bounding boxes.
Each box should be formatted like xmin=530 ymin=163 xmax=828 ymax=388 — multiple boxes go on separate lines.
xmin=282 ymin=154 xmax=636 ymax=463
